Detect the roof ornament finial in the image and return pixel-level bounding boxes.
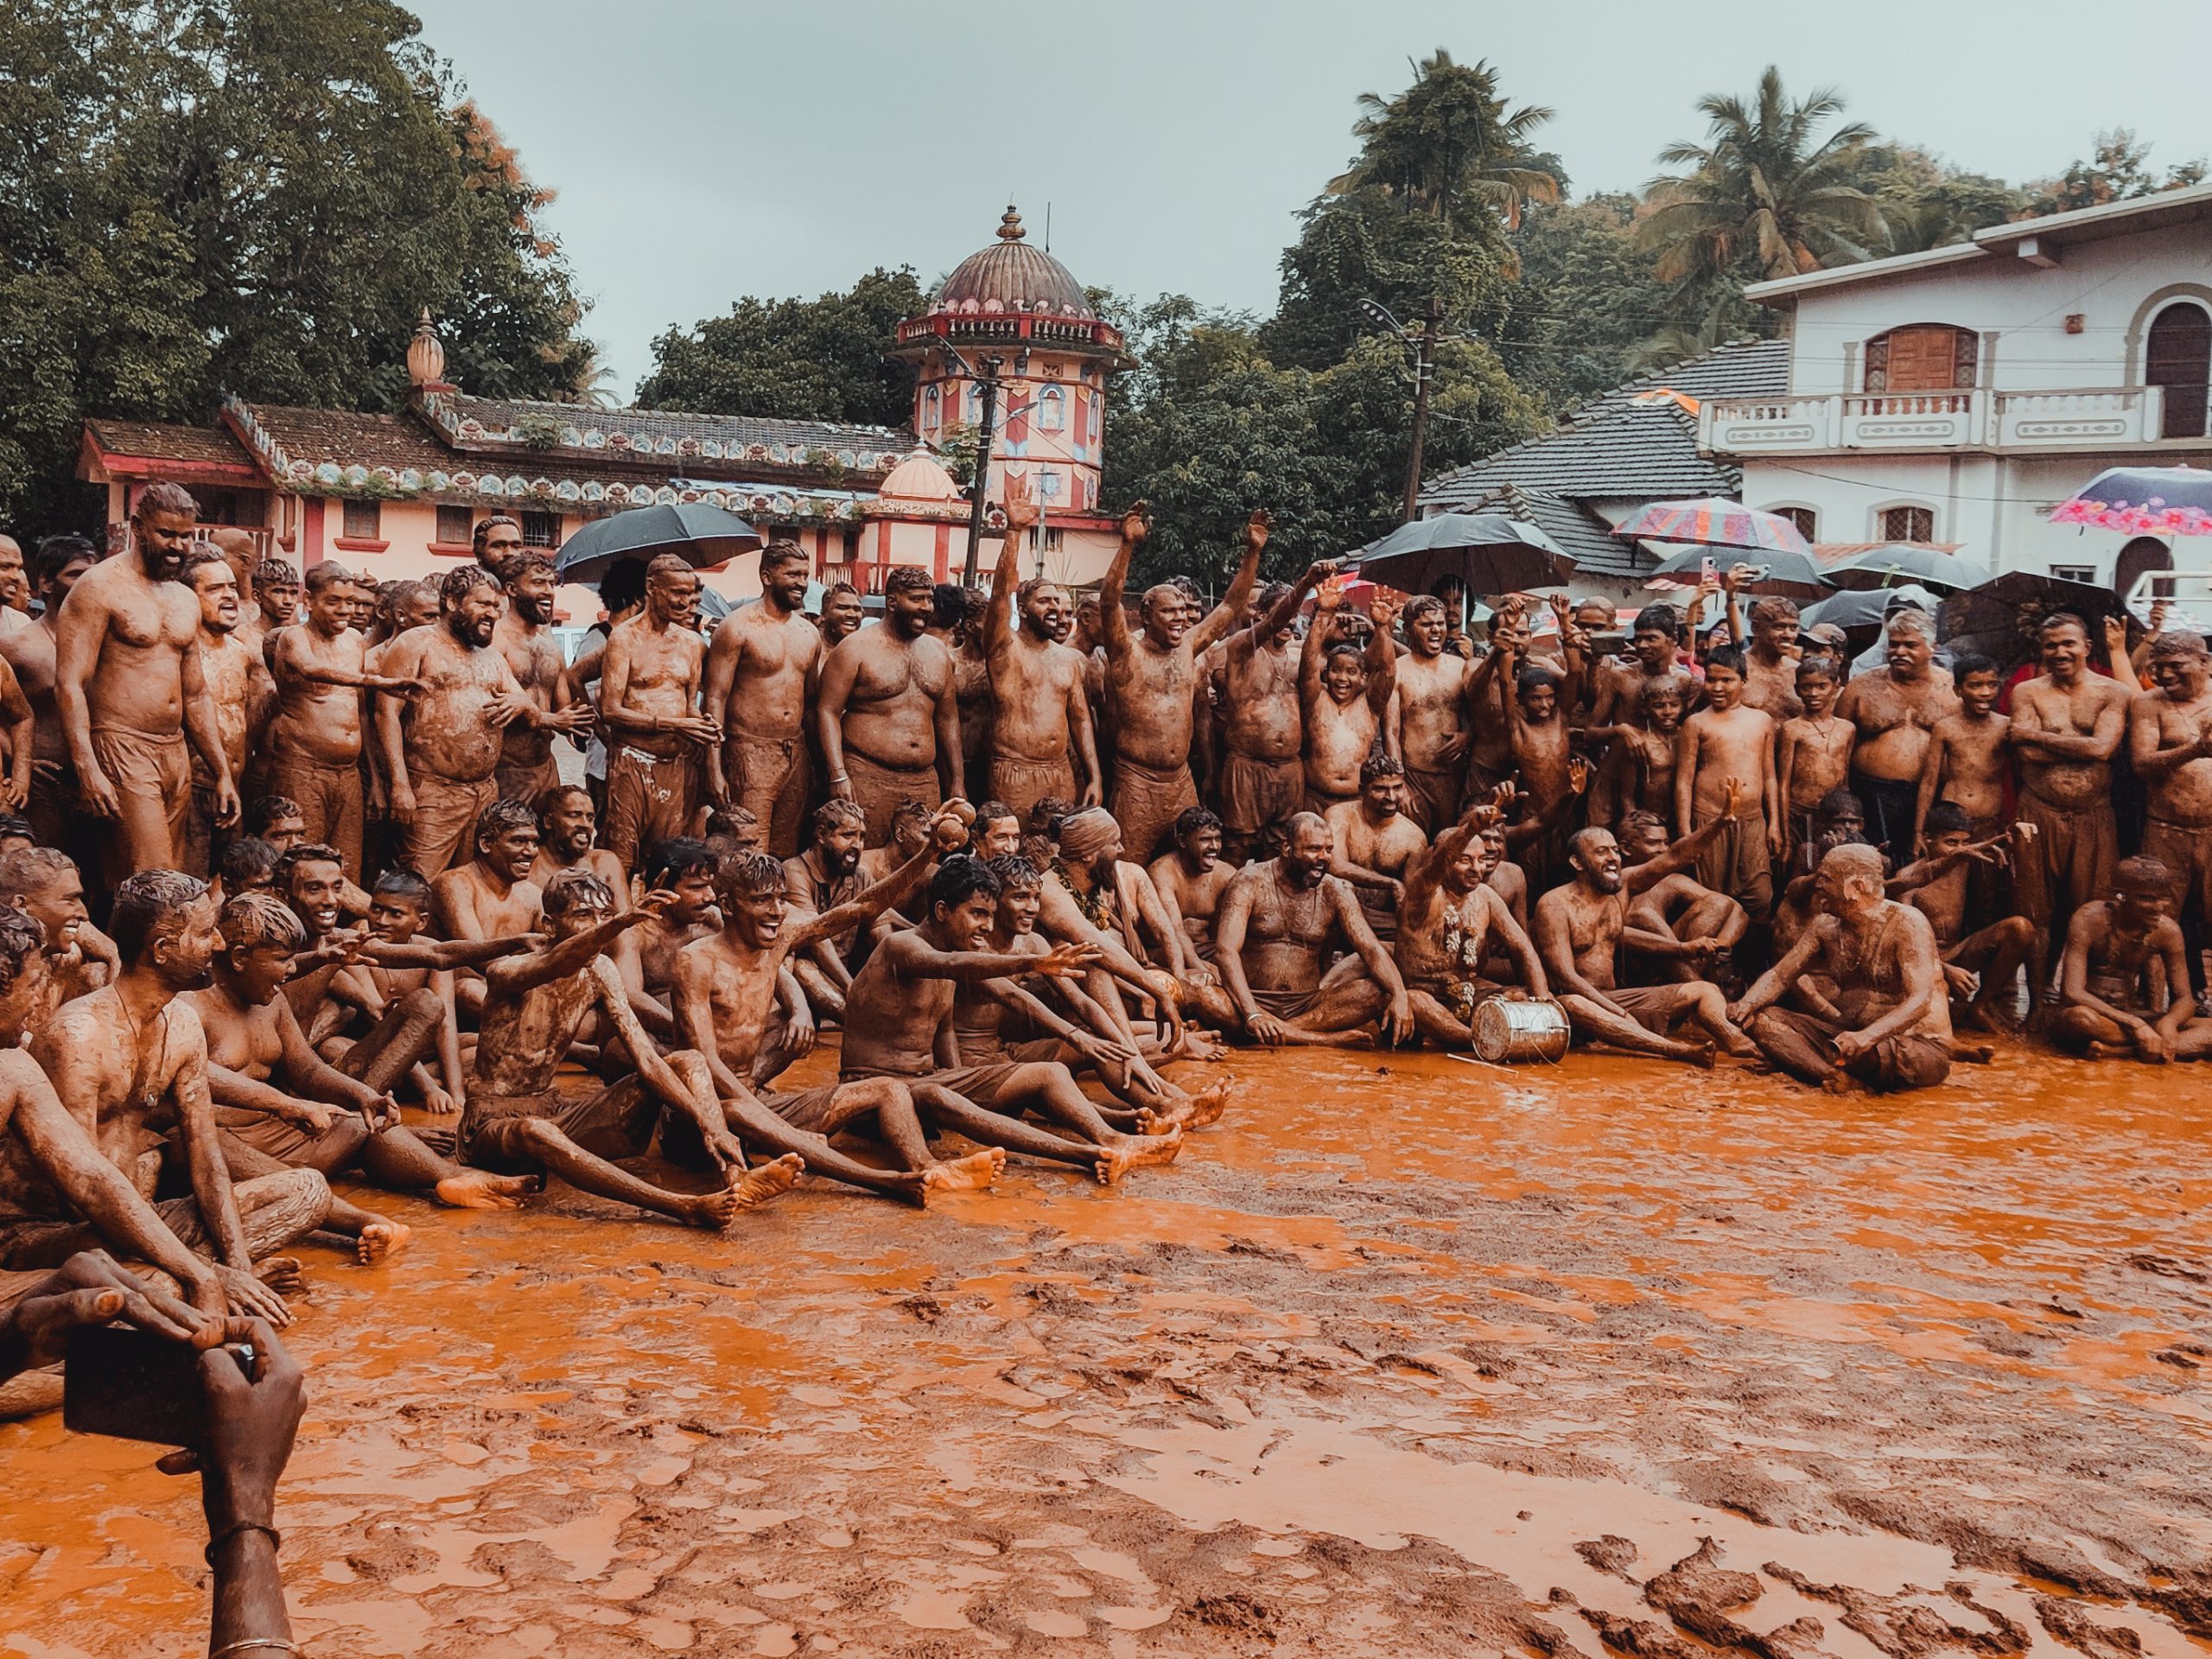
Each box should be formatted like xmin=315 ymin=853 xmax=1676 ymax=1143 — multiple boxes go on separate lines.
xmin=406 ymin=308 xmax=448 ymax=391
xmin=997 ymin=204 xmax=1025 ymax=243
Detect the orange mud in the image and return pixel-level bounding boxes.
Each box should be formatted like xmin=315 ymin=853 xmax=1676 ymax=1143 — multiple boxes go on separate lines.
xmin=4 ymin=1039 xmax=2212 ymax=1656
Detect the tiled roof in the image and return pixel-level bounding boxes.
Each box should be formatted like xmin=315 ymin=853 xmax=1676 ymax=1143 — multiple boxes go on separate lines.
xmin=84 ymin=420 xmax=255 ymax=468
xmin=238 ymin=405 xmax=454 ymax=471
xmin=431 ymin=393 xmax=910 ymax=473
xmin=1420 ymin=339 xmax=1791 ymax=577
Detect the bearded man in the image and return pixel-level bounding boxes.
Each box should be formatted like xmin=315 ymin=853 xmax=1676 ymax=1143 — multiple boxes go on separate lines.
xmin=817 ymin=567 xmax=962 ymax=845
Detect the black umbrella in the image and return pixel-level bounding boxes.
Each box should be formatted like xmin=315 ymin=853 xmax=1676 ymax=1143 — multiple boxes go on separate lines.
xmin=1825 ymin=543 xmax=1992 ymax=593
xmin=1355 ymin=512 xmax=1574 ymax=596
xmin=553 ymin=502 xmax=762 ymax=585
xmin=1936 ymin=570 xmax=2126 ymax=664
xmin=1644 ymin=543 xmax=1832 ymax=600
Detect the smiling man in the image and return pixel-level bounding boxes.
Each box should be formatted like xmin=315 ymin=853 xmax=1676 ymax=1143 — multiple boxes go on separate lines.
xmin=817 ymin=566 xmax=963 ymax=845
xmin=703 ymin=540 xmax=821 ymax=857
xmin=599 ymin=555 xmax=717 ymax=869
xmin=984 ymin=477 xmax=1100 ymax=823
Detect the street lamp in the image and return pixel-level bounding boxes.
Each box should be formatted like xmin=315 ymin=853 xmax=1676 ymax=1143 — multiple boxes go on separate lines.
xmin=939 ymin=342 xmax=1008 ymax=586
xmin=1359 ymin=295 xmax=1448 ymax=524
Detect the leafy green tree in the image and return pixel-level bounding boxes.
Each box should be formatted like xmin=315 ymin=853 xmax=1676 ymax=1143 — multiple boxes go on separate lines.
xmin=1500 ymin=194 xmax=1675 ymax=411
xmin=637 ymin=268 xmax=926 ymax=428
xmin=1847 ymin=144 xmax=2023 ymax=253
xmin=2024 ymin=129 xmax=2207 ymax=216
xmin=0 ymin=0 xmax=590 ymax=533
xmin=1330 ymin=49 xmax=1560 ymax=235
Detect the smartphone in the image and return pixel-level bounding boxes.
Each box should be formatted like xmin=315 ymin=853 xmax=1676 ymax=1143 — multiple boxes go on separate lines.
xmin=62 ymin=1325 xmax=247 ymax=1447
xmin=1700 ymin=555 xmax=1717 ymax=584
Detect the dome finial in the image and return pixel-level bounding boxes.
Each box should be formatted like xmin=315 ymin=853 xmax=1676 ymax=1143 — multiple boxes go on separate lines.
xmin=406 ymin=308 xmax=448 ymax=390
xmin=996 ymin=204 xmax=1025 ymax=242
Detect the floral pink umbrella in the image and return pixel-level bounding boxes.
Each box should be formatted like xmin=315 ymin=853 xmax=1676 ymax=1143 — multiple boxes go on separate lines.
xmin=2048 ymin=465 xmax=2212 ymax=536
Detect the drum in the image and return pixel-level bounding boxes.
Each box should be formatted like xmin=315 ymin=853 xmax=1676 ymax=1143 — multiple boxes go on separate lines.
xmin=1471 ymin=995 xmax=1570 ymax=1064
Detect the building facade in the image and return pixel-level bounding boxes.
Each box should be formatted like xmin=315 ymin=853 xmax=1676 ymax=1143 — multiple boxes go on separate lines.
xmin=1700 ymin=183 xmax=2212 ymax=601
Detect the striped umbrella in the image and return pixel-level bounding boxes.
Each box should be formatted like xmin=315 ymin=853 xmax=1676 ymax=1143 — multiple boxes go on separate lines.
xmin=1611 ymin=497 xmax=1815 ymax=558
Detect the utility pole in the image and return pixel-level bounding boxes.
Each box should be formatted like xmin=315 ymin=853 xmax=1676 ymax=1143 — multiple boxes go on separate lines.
xmin=960 ymin=354 xmax=1005 ymax=586
xmin=1402 ymin=295 xmax=1440 ymax=524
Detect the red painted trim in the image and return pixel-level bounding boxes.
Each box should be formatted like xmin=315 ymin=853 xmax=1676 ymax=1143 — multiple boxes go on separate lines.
xmin=933 ymin=524 xmax=950 ymax=582
xmin=332 ymin=537 xmax=388 ymax=555
xmin=426 ymin=542 xmax=474 ymax=557
xmin=302 ymin=497 xmax=326 ymax=565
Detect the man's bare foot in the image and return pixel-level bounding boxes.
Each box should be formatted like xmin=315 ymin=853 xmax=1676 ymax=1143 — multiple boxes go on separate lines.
xmin=1179 ymin=1077 xmax=1232 ymax=1127
xmin=253 ymin=1255 xmax=305 ymax=1295
xmin=1165 ymin=1029 xmax=1229 ymax=1062
xmin=1969 ymin=999 xmax=2022 ymax=1036
xmin=728 ymin=1153 xmax=804 ymax=1209
xmin=2085 ymin=1040 xmax=2130 ymax=1061
xmin=355 ymin=1219 xmax=410 ymax=1266
xmin=1675 ymin=1041 xmax=1718 ymax=1070
xmin=1948 ymin=1040 xmax=1996 ymax=1065
xmin=1722 ymin=1037 xmax=1763 ymax=1062
xmin=1135 ymin=1107 xmax=1177 ymax=1137
xmin=1113 ymin=1125 xmax=1183 ymax=1170
xmin=922 ymin=1148 xmax=1004 ymax=1192
xmin=1820 ymin=1071 xmax=1856 ymax=1096
xmin=435 ymin=1170 xmax=538 ymax=1210
xmin=1092 ymin=1143 xmax=1135 ymax=1185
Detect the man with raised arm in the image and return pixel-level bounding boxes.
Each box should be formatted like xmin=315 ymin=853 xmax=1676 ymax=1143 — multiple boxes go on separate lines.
xmin=702 ymin=539 xmax=821 ymax=857
xmin=375 ymin=565 xmax=531 ymax=879
xmin=265 ymin=563 xmax=413 ymax=880
xmin=599 ymin=554 xmax=719 ymax=869
xmin=492 ymin=550 xmax=591 ymax=804
xmin=54 ymin=482 xmax=238 ymax=878
xmin=1097 ymin=504 xmax=1265 ymax=863
xmin=1535 ymin=783 xmax=1764 ymax=1066
xmin=816 ymin=565 xmax=963 ymax=844
xmin=982 ymin=475 xmax=1100 ymax=822
xmin=1216 ymin=560 xmax=1336 ymax=862
xmin=461 ymin=870 xmax=803 ymax=1230
xmin=1728 ymin=842 xmax=1956 ymax=1093
xmin=1391 ymin=800 xmax=1549 ymax=1048
xmin=1300 ymin=581 xmax=1399 ymax=817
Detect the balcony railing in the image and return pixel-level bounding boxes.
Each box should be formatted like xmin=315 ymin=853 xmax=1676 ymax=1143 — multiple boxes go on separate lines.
xmin=1701 ymin=386 xmax=2173 ymax=454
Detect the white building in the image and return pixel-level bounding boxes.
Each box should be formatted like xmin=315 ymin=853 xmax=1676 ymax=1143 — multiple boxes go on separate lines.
xmin=1700 ymin=183 xmax=2212 ymax=601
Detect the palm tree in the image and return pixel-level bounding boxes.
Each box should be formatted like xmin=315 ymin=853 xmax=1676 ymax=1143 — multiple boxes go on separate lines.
xmin=1330 ymin=49 xmax=1560 ymax=233
xmin=1637 ymin=67 xmax=1885 ymax=283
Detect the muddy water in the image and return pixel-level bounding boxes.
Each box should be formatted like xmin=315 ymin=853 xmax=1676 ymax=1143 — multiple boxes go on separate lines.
xmin=3 ymin=1039 xmax=2209 ymax=1656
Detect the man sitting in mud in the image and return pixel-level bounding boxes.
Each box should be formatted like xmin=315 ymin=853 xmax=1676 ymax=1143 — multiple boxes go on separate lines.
xmin=840 ymin=855 xmax=1184 ymax=1184
xmin=1148 ymin=806 xmax=1236 ymax=969
xmin=781 ymin=798 xmax=869 ymax=1020
xmin=2050 ymin=855 xmax=2212 ymax=1062
xmin=671 ymin=804 xmax=1007 ymax=1206
xmin=1728 ymin=843 xmax=1957 ymax=1093
xmin=6 ymin=872 xmax=327 ymax=1309
xmin=460 ymin=869 xmax=803 ymax=1230
xmin=1034 ymin=806 xmax=1205 ymax=1059
xmin=1325 ymin=756 xmax=1429 ymax=942
xmin=1391 ymin=801 xmax=1549 ymax=1048
xmin=0 ymin=845 xmax=118 ymax=1006
xmin=1895 ymin=804 xmax=2038 ymax=1033
xmin=610 ymin=837 xmax=722 ymax=1040
xmin=316 ymin=868 xmax=469 ymax=1115
xmin=0 ymin=906 xmax=291 ymax=1325
xmin=1205 ymin=811 xmax=1413 ymax=1046
xmin=958 ymin=854 xmax=1230 ymax=1128
xmin=1534 ymin=784 xmax=1764 ymax=1067
xmin=431 ymin=798 xmax=547 ymax=1019
xmin=187 ymin=893 xmax=533 ymax=1264
xmin=1613 ymin=810 xmax=1747 ymax=987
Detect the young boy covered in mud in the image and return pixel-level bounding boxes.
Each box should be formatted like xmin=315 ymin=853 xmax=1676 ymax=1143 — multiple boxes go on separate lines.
xmin=460 ymin=869 xmax=803 ymax=1230
xmin=2051 ymin=855 xmax=2212 ymax=1062
xmin=188 ymin=893 xmax=532 ymax=1262
xmin=316 ymin=868 xmax=468 ymax=1116
xmin=1674 ymin=646 xmax=1780 ymax=929
xmin=1912 ymin=652 xmax=2012 ymax=852
xmin=839 ymin=855 xmax=1183 ymax=1185
xmin=1777 ymin=655 xmax=1854 ymax=869
xmin=1297 ymin=579 xmax=1398 ymax=817
xmin=670 ymin=804 xmax=1008 ymax=1205
xmin=1592 ymin=677 xmax=1686 ymax=834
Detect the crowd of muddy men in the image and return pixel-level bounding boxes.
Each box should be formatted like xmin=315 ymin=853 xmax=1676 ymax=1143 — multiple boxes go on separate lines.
xmin=0 ymin=474 xmax=2209 ymax=1648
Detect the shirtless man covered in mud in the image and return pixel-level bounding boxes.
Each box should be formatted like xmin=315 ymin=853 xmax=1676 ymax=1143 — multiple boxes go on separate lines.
xmin=492 ymin=551 xmax=590 ymax=804
xmin=2010 ymin=613 xmax=2133 ymax=972
xmin=376 ymin=565 xmax=531 ymax=879
xmin=2130 ymin=632 xmax=2212 ymax=946
xmin=55 ymin=482 xmax=238 ymax=878
xmin=984 ymin=479 xmax=1101 ymax=821
xmin=599 ymin=556 xmax=718 ymax=869
xmin=673 ymin=806 xmax=1008 ymax=1205
xmin=1391 ymin=801 xmax=1548 ymax=1048
xmin=2050 ymin=855 xmax=2212 ymax=1062
xmin=266 ymin=563 xmax=414 ymax=879
xmin=839 ymin=855 xmax=1181 ymax=1184
xmin=1210 ymin=812 xmax=1412 ymax=1046
xmin=1394 ymin=595 xmax=1474 ymax=833
xmin=4 ymin=873 xmax=325 ymax=1308
xmin=1149 ymin=806 xmax=1235 ymax=969
xmin=1834 ymin=610 xmax=1957 ymax=860
xmin=1325 ymin=756 xmax=1428 ymax=941
xmin=1730 ymin=843 xmax=1957 ymax=1093
xmin=817 ymin=565 xmax=962 ymax=845
xmin=181 ymin=550 xmax=270 ymax=879
xmin=1299 ymin=581 xmax=1398 ymax=817
xmin=461 ymin=870 xmax=802 ymax=1230
xmin=530 ymin=785 xmax=628 ymax=912
xmin=3 ymin=534 xmax=96 ymax=849
xmin=1098 ymin=505 xmax=1262 ymax=864
xmin=702 ymin=541 xmax=819 ymax=857
xmin=1535 ymin=785 xmax=1762 ymax=1066
xmin=431 ymin=799 xmax=545 ymax=1017
xmin=1216 ymin=562 xmax=1334 ymax=861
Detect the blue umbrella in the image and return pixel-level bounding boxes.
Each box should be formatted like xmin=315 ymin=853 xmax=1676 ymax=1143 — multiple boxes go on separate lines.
xmin=553 ymin=502 xmax=762 ymax=585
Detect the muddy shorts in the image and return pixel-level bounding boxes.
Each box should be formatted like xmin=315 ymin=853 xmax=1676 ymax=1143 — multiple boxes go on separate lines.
xmin=2140 ymin=814 xmax=2212 ymax=919
xmin=2012 ymin=791 xmax=2117 ymax=929
xmin=1109 ymin=758 xmax=1198 ymax=867
xmin=843 ymin=752 xmax=939 ymax=848
xmin=843 ymin=1060 xmax=1039 ymax=1116
xmin=1694 ymin=813 xmax=1774 ymax=925
xmin=494 ymin=752 xmax=563 ymax=809
xmin=92 ymin=724 xmax=191 ymax=875
xmin=1848 ymin=772 xmax=1919 ymax=862
xmin=266 ymin=754 xmax=365 ymax=878
xmin=990 ymin=754 xmax=1078 ymax=827
xmin=24 ymin=761 xmax=80 ymax=853
xmin=1752 ymin=1007 xmax=1951 ymax=1094
xmin=728 ymin=734 xmax=810 ymax=858
xmin=605 ymin=744 xmax=703 ymax=869
xmin=1402 ymin=765 xmax=1467 ymax=834
xmin=1610 ymin=982 xmax=1697 ymax=1033
xmin=460 ymin=1079 xmax=660 ymax=1174
xmin=0 ymin=1167 xmax=331 ymax=1269
xmin=1249 ymin=986 xmax=1321 ymax=1023
xmin=398 ymin=773 xmax=499 ymax=880
xmin=1406 ymin=975 xmax=1506 ymax=1024
xmin=1217 ymin=753 xmax=1304 ymax=838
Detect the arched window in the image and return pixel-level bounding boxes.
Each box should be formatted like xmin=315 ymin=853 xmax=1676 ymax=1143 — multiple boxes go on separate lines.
xmin=2147 ymin=302 xmax=2210 ymax=439
xmin=923 ymin=384 xmax=940 ymax=433
xmin=2115 ymin=536 xmax=2175 ymax=601
xmin=1863 ymin=325 xmax=1976 ymax=393
xmin=1769 ymin=505 xmax=1817 ymax=542
xmin=1878 ymin=505 xmax=1935 ymax=543
xmin=1037 ymin=385 xmax=1065 ymax=434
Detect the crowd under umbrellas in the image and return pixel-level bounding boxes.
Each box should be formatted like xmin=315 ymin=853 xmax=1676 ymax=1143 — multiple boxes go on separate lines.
xmin=0 ymin=454 xmax=2209 ymax=1651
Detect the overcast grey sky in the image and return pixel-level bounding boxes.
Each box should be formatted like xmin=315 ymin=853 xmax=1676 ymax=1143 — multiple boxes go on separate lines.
xmin=408 ymin=0 xmax=2209 ymax=399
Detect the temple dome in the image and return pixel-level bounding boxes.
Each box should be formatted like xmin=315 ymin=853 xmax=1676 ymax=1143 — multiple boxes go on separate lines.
xmin=879 ymin=451 xmax=961 ymax=502
xmin=931 ymin=206 xmax=1094 ymax=320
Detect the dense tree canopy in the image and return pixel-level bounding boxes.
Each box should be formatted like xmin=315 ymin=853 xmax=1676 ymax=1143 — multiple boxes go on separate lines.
xmin=0 ymin=0 xmax=591 ymax=535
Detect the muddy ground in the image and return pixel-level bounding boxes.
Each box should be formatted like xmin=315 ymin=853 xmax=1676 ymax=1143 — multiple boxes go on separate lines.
xmin=3 ymin=1039 xmax=2209 ymax=1657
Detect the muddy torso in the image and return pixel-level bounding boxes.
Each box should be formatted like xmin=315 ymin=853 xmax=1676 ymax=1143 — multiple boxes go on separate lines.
xmin=1783 ymin=715 xmax=1857 ymax=811
xmin=496 ymin=616 xmax=568 ymax=771
xmin=185 ymin=989 xmax=284 ymax=1083
xmin=677 ymin=935 xmax=781 ymax=1073
xmin=838 ymin=628 xmax=951 ymax=770
xmin=719 ymin=607 xmax=818 ymax=744
xmin=472 ymin=959 xmax=607 ymax=1100
xmin=1109 ymin=639 xmax=1198 ymax=772
xmin=1398 ymin=884 xmax=1497 ymax=988
xmin=273 ymin=626 xmax=372 ymax=766
xmin=76 ymin=563 xmax=200 ymax=738
xmin=1543 ymin=883 xmax=1629 ymax=992
xmin=197 ymin=633 xmax=260 ymax=780
xmin=1306 ymin=694 xmax=1379 ymax=798
xmin=2143 ymin=689 xmax=2212 ymax=825
xmin=840 ymin=944 xmax=956 ymax=1077
xmin=403 ymin=627 xmax=516 ymax=782
xmin=989 ymin=631 xmax=1084 ymax=766
xmin=1840 ymin=671 xmax=1958 ymax=783
xmin=0 ymin=621 xmax=65 ymax=764
xmin=1223 ymin=638 xmax=1302 ymax=764
xmin=1394 ymin=652 xmax=1467 ymax=774
xmin=1235 ymin=866 xmax=1344 ymax=992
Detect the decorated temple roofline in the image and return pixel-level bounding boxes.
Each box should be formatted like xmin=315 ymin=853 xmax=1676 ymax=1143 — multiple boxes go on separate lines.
xmin=891 ymin=313 xmax=1126 ymax=362
xmin=411 ymin=391 xmax=906 ymax=474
